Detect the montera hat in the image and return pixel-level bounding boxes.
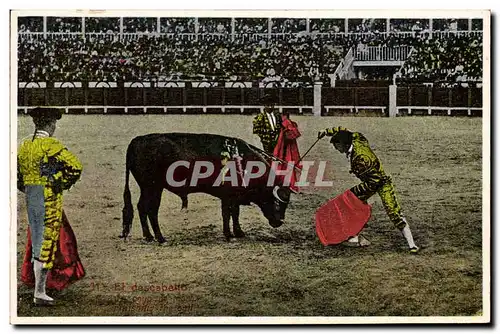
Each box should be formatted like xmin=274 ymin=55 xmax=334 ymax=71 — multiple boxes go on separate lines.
xmin=28 ymin=107 xmax=63 ymax=121
xmin=328 ymin=126 xmax=352 ymax=144
xmin=260 ymin=93 xmax=275 ymax=104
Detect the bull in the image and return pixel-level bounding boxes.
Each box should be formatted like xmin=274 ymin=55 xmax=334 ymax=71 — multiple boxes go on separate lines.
xmin=120 ymin=133 xmax=292 ymax=243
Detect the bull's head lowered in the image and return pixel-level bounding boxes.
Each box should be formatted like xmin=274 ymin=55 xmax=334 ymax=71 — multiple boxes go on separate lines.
xmin=257 ymin=185 xmax=291 ymax=228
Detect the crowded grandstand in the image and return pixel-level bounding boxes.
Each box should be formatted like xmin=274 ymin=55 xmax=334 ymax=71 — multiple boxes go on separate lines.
xmin=18 ymin=16 xmax=483 ymax=87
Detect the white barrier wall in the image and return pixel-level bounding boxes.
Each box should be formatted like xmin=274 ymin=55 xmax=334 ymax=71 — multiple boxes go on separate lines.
xmin=313 ymin=81 xmax=322 ymax=116
xmin=16 ymin=82 xmax=482 ymax=117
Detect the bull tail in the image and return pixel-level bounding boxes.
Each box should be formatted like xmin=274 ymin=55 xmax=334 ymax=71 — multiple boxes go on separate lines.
xmin=121 ymin=145 xmax=134 ymax=240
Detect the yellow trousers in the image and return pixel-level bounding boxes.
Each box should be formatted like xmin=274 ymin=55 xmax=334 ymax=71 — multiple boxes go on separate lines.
xmin=26 ymin=185 xmax=63 ymax=270
xmin=377 ymin=180 xmax=406 ymax=230
xmin=353 ymin=178 xmax=406 ymax=230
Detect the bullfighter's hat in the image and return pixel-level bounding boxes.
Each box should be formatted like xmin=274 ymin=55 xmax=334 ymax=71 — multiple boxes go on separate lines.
xmin=328 ymin=126 xmax=352 ymax=145
xmin=260 ymin=93 xmax=276 ymax=105
xmin=28 ymin=107 xmax=63 ymax=122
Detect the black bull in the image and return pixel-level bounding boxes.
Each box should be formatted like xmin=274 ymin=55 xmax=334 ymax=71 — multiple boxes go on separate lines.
xmin=120 ymin=133 xmax=292 ymax=243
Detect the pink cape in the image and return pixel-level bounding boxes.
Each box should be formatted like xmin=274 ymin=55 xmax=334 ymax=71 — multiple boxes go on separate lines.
xmin=315 ymin=189 xmax=372 ymax=246
xmin=21 ymin=211 xmax=85 ymax=291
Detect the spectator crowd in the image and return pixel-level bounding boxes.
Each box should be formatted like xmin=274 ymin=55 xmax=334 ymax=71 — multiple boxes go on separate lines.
xmin=17 ymin=17 xmax=483 ymax=84
xmin=18 ymin=34 xmax=342 ymax=84
xmin=399 ymin=33 xmax=482 ymax=83
xmin=160 ymin=18 xmax=196 ymax=34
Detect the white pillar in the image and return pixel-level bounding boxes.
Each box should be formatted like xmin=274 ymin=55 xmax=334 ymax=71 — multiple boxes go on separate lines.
xmin=389 ymin=84 xmax=397 ymax=117
xmin=43 ymin=16 xmax=47 ymax=38
xmin=157 ymin=17 xmax=161 ymax=34
xmin=231 ymin=17 xmax=235 ymax=41
xmin=268 ymin=18 xmax=272 ymax=39
xmin=195 ymin=17 xmax=199 ymax=41
xmin=313 ymin=81 xmax=322 ymax=116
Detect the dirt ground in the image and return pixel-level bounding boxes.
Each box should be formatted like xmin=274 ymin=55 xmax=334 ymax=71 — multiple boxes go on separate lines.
xmin=15 ymin=115 xmax=484 ymax=318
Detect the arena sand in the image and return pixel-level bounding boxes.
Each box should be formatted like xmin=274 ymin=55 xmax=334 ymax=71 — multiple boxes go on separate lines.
xmin=15 ymin=115 xmax=483 ymax=317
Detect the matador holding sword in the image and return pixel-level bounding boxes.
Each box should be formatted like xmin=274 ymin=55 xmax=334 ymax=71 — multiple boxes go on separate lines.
xmin=316 ymin=126 xmax=419 ymax=254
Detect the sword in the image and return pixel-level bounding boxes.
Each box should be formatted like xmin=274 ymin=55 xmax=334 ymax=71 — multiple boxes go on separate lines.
xmin=250 ymin=137 xmax=321 ymax=172
xmin=249 ymin=145 xmax=302 ymax=172
xmin=296 ymin=137 xmax=321 ymax=165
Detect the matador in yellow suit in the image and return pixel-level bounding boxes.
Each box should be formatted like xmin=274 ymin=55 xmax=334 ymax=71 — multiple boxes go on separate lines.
xmin=318 ymin=127 xmax=419 ymax=253
xmin=17 ymin=107 xmax=83 ymax=305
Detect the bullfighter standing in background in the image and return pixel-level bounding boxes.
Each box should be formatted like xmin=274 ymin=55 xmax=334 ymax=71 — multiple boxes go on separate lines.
xmin=17 ymin=107 xmax=84 ymax=306
xmin=253 ymin=93 xmax=282 ymax=154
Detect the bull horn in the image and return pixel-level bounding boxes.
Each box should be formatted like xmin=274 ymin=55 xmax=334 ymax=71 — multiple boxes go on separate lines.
xmin=273 ymin=186 xmax=287 ymax=203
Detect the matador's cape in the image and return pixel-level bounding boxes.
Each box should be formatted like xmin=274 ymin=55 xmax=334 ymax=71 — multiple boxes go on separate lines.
xmin=315 ymin=189 xmax=372 ymax=246
xmin=273 ymin=115 xmax=302 ymax=192
xmin=315 ymin=127 xmax=378 ymax=245
xmin=21 ymin=210 xmax=85 ymax=291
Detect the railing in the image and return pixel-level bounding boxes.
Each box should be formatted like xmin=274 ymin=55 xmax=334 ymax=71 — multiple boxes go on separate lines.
xmin=18 ymin=32 xmax=45 ymax=40
xmin=17 ymin=105 xmax=483 ymax=117
xmin=396 ymin=106 xmax=482 ymax=116
xmin=332 ymin=63 xmax=343 ymax=83
xmin=431 ymin=30 xmax=483 ymax=38
xmin=17 ymin=85 xmax=315 ymax=107
xmin=17 ymin=30 xmax=483 ymax=41
xmin=17 ymin=105 xmax=314 ymax=115
xmin=16 ymin=84 xmax=483 ymax=117
xmin=324 ymin=105 xmax=386 ymax=115
xmin=355 ymin=45 xmax=414 ymax=62
xmin=237 ymin=33 xmax=270 ymax=41
xmin=332 ymin=47 xmax=355 ymax=84
xmin=339 ymin=47 xmax=355 ymax=78
xmin=343 ymin=47 xmax=354 ymax=66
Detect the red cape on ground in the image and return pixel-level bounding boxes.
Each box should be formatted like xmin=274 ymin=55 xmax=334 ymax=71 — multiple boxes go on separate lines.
xmin=315 ymin=189 xmax=372 ymax=246
xmin=21 ymin=211 xmax=85 ymax=291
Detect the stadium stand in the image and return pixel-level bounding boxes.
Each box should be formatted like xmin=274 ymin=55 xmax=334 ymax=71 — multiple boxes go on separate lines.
xmin=17 ymin=17 xmax=483 ymax=86
xmin=160 ymin=18 xmax=196 ymax=34
xmin=399 ymin=33 xmax=482 ymax=83
xmin=18 ymin=34 xmax=342 ymax=84
xmin=235 ymin=18 xmax=268 ymax=34
xmin=86 ymin=17 xmax=121 ymax=33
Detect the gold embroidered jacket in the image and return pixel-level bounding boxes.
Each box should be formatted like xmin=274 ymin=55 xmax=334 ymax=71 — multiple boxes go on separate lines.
xmin=348 ymin=132 xmax=390 ymax=200
xmin=18 ymin=136 xmax=82 ymax=191
xmin=252 ymin=107 xmax=281 ymax=153
xmin=17 ymin=135 xmax=83 ymax=269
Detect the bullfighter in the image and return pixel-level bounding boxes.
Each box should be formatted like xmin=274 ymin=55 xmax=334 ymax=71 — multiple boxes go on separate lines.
xmin=318 ymin=126 xmax=419 ymax=253
xmin=17 ymin=107 xmax=83 ymax=305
